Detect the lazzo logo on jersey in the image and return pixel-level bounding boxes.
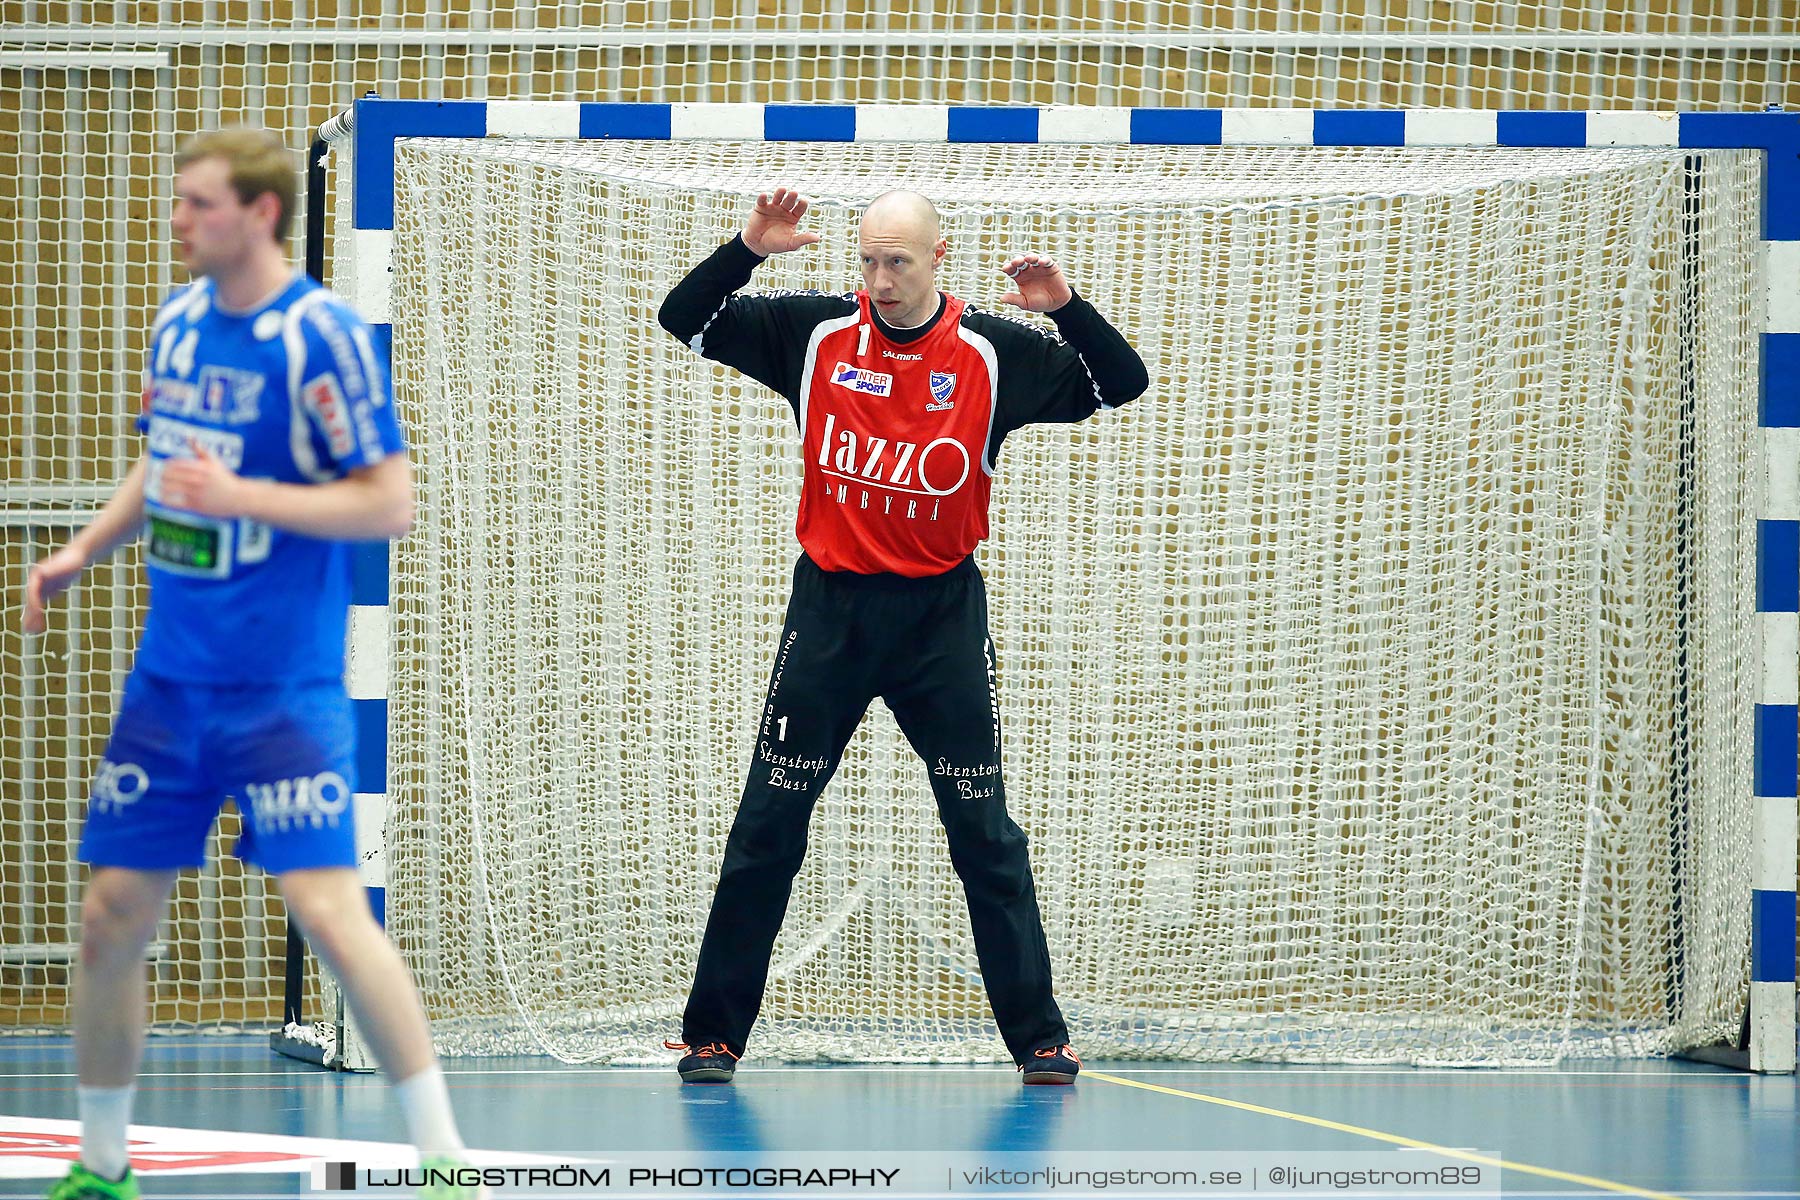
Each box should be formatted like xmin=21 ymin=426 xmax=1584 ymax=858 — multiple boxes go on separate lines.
xmin=927 ymin=371 xmax=957 ymax=411
xmin=93 ymin=761 xmax=150 ymax=813
xmin=816 ymin=411 xmax=971 ymax=496
xmin=305 ymin=376 xmax=355 ymax=458
xmin=831 ymin=361 xmax=893 ymax=397
xmin=244 ymin=771 xmax=351 ymax=831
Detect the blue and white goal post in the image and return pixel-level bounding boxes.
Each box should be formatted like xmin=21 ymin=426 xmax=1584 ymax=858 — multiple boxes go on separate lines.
xmin=286 ymin=99 xmax=1797 ymax=1074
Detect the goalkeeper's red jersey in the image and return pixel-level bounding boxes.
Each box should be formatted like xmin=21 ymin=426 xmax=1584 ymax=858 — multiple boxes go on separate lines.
xmin=795 ymin=291 xmax=999 ymax=575
xmin=658 ymin=237 xmax=1149 ymax=577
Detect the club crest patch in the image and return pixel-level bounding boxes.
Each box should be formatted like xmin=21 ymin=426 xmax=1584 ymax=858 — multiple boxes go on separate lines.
xmin=927 ymin=371 xmax=956 ymax=411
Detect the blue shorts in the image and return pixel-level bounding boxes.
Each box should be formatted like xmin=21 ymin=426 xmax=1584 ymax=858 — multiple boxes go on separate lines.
xmin=79 ymin=670 xmax=360 ymax=875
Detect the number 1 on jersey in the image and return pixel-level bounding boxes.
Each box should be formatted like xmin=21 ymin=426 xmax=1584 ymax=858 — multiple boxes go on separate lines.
xmin=777 ymin=715 xmax=789 ymax=742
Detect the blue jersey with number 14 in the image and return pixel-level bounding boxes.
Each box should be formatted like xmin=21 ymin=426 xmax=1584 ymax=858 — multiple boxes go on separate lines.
xmin=135 ymin=272 xmax=406 ymax=684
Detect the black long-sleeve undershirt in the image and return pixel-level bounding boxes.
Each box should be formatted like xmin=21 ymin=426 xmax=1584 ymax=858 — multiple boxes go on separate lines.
xmin=658 ymin=236 xmax=1149 ymax=462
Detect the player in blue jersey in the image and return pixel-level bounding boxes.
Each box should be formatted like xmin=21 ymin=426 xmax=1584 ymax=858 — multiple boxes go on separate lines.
xmin=22 ymin=128 xmax=485 ymax=1200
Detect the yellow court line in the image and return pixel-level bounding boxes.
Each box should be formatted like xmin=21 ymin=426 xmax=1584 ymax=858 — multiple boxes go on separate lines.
xmin=1083 ymin=1070 xmax=1687 ymax=1200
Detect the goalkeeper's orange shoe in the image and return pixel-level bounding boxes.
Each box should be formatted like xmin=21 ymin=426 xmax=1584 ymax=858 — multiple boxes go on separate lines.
xmin=664 ymin=1039 xmax=739 ymax=1082
xmin=1020 ymin=1043 xmax=1081 ymax=1084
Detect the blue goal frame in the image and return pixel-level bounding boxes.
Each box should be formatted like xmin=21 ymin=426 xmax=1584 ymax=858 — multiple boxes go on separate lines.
xmin=323 ymin=99 xmax=1798 ymax=1073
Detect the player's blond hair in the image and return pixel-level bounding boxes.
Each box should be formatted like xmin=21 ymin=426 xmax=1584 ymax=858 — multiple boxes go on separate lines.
xmin=175 ymin=126 xmax=300 ymax=243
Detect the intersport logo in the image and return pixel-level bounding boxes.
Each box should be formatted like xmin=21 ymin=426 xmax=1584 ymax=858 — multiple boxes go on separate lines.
xmin=830 ymin=361 xmax=893 ymax=397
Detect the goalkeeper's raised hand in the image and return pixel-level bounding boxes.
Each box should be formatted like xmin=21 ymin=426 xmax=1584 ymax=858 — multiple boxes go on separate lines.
xmin=998 ymin=251 xmax=1073 ymax=313
xmin=744 ymin=187 xmax=822 ymax=257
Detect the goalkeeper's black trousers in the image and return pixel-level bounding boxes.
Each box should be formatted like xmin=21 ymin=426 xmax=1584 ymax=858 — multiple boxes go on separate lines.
xmin=681 ymin=552 xmax=1070 ymax=1065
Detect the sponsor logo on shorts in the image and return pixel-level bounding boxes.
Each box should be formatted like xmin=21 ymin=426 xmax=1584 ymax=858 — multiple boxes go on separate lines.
xmin=831 ymin=361 xmax=893 ymax=397
xmin=93 ymin=761 xmax=150 ymax=813
xmin=245 ymin=771 xmax=352 ymax=831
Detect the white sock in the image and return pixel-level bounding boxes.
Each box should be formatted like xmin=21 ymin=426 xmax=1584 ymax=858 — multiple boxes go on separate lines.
xmin=78 ymin=1085 xmax=134 ymax=1181
xmin=393 ymin=1065 xmax=466 ymax=1157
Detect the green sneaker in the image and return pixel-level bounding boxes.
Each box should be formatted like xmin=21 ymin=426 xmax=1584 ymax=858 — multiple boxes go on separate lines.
xmin=46 ymin=1163 xmax=139 ymax=1200
xmin=417 ymin=1155 xmax=490 ymax=1200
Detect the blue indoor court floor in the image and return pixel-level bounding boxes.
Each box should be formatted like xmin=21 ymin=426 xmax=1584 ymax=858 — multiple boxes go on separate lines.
xmin=0 ymin=1036 xmax=1795 ymax=1200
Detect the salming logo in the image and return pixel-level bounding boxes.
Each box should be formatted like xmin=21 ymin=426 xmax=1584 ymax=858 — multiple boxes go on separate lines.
xmin=984 ymin=639 xmax=1001 ymax=752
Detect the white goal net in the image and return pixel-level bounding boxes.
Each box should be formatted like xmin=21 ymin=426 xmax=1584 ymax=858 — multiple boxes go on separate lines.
xmin=4 ymin=0 xmax=1793 ymax=1047
xmin=371 ymin=138 xmax=1759 ymax=1067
